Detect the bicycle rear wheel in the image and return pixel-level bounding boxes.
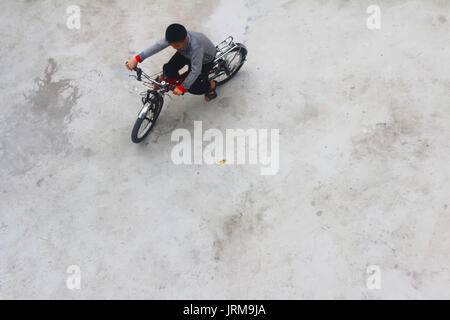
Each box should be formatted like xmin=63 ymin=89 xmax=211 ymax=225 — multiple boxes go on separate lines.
xmin=210 ymin=44 xmax=247 ymax=86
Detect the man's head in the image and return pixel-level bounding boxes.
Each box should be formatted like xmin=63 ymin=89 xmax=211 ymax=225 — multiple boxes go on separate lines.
xmin=166 ymin=23 xmax=188 ymax=50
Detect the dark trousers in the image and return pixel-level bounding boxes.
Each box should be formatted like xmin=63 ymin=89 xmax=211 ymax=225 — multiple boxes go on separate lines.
xmin=163 ymin=52 xmax=214 ymax=95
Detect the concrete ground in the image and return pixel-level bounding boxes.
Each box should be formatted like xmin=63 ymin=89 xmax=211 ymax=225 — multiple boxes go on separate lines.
xmin=1 ymin=0 xmax=449 ymax=299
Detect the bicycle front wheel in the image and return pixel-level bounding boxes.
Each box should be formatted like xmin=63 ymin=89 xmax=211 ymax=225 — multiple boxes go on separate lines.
xmin=131 ymin=96 xmax=163 ymax=143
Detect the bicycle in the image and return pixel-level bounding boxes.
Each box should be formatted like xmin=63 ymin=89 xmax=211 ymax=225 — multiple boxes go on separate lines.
xmin=128 ymin=36 xmax=248 ymax=144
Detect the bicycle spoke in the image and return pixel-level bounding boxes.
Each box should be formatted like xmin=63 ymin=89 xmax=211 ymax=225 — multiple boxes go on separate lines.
xmin=212 ymin=50 xmax=243 ymax=83
xmin=227 ymin=51 xmax=240 ymax=69
xmin=138 ymin=120 xmax=151 ymax=138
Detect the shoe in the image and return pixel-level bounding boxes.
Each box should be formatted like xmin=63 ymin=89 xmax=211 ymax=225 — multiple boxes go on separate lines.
xmin=205 ymin=81 xmax=217 ymax=101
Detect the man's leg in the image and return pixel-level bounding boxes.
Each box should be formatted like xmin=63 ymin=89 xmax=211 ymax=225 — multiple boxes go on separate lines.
xmin=163 ymin=52 xmax=189 ymax=78
xmin=187 ymin=61 xmax=215 ymax=95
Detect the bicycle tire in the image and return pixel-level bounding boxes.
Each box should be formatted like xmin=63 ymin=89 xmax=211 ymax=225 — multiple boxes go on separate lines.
xmin=212 ymin=43 xmax=247 ymax=87
xmin=131 ymin=95 xmax=163 ymax=143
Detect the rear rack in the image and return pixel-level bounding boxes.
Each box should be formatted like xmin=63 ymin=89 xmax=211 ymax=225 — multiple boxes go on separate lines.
xmin=216 ymin=36 xmax=234 ymax=53
xmin=214 ymin=36 xmax=239 ymax=62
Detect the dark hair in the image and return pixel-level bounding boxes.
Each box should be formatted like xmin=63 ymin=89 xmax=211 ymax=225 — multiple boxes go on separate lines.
xmin=165 ymin=24 xmax=187 ymax=43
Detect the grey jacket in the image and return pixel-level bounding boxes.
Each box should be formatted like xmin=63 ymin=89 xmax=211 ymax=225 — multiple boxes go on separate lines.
xmin=137 ymin=31 xmax=217 ymax=90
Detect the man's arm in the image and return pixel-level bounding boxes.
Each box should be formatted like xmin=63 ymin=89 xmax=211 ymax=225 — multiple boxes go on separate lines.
xmin=135 ymin=38 xmax=170 ymax=62
xmin=177 ymin=47 xmax=204 ymax=93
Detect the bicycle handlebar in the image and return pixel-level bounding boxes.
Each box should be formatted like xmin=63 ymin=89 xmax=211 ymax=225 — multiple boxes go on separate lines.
xmin=132 ymin=66 xmax=142 ymax=81
xmin=126 ymin=61 xmax=181 ymax=94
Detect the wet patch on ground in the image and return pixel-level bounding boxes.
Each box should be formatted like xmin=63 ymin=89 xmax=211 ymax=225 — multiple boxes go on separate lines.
xmin=0 ymin=58 xmax=81 ymax=176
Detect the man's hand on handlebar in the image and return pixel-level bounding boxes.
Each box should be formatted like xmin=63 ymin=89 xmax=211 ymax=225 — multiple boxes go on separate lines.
xmin=173 ymin=87 xmax=184 ymax=96
xmin=125 ymin=60 xmax=182 ymax=95
xmin=125 ymin=58 xmax=138 ymax=71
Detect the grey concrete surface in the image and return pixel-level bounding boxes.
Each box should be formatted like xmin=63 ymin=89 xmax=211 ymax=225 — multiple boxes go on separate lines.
xmin=0 ymin=0 xmax=449 ymax=299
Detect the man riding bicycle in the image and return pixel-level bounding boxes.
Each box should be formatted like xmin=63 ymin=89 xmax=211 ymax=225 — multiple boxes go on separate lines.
xmin=126 ymin=23 xmax=218 ymax=101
